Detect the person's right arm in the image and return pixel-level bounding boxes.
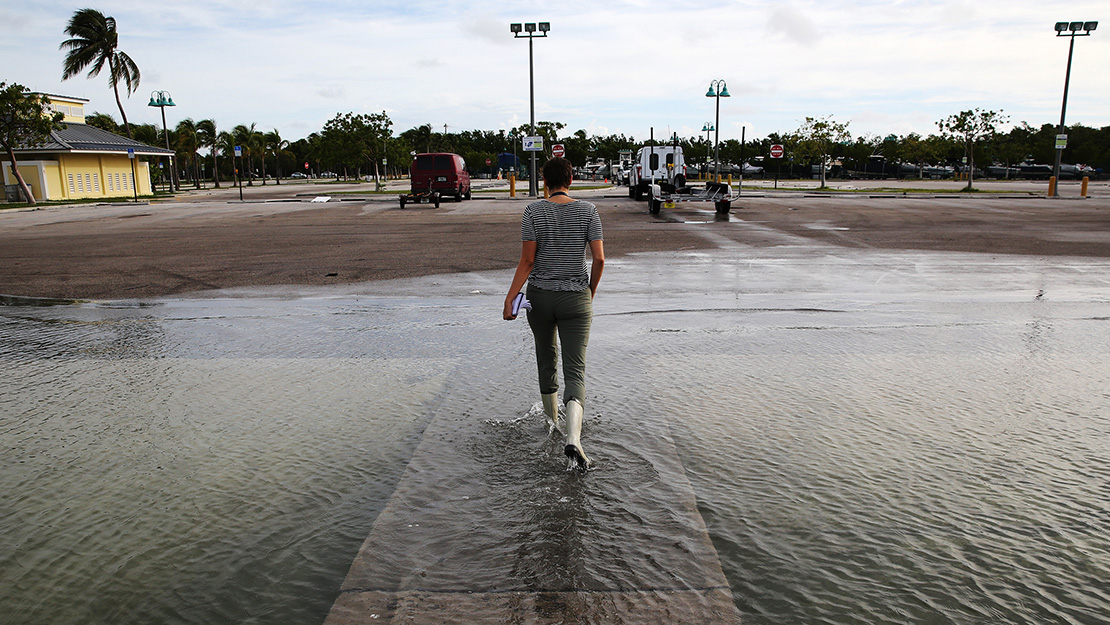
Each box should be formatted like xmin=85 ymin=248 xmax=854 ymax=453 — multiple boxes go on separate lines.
xmin=588 ymin=239 xmax=604 ymax=299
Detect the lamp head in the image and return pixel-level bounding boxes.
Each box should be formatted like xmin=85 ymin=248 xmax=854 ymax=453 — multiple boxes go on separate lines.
xmin=705 ymin=85 xmax=716 ymax=97
xmin=719 ymin=84 xmax=730 ymax=97
xmin=525 ymin=22 xmax=536 ymax=33
xmin=1084 ymin=21 xmax=1097 ymax=32
xmin=1069 ymin=21 xmax=1084 ymax=32
xmin=148 ymin=95 xmax=158 ymax=107
xmin=165 ymin=96 xmax=175 ymax=107
xmin=1055 ymin=22 xmax=1069 ymax=32
xmin=510 ymin=23 xmax=522 ymax=33
xmin=538 ymin=22 xmax=550 ymax=32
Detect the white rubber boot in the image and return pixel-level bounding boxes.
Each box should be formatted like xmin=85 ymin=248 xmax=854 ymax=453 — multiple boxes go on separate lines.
xmin=541 ymin=392 xmax=561 ymax=434
xmin=563 ymin=398 xmax=592 ymax=470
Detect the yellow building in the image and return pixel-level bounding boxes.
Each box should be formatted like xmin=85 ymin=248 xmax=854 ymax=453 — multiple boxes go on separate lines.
xmin=2 ymin=94 xmax=174 ymax=203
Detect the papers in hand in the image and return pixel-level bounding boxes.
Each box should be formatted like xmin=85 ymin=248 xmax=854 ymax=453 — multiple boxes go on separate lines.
xmin=511 ymin=292 xmax=532 ymax=317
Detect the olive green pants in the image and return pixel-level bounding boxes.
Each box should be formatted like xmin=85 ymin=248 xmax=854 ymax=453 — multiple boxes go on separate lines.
xmin=526 ymin=286 xmax=593 ymax=405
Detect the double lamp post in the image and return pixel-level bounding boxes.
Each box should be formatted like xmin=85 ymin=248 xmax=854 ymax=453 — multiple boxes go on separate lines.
xmin=147 ymin=90 xmax=179 ymax=192
xmin=510 ymin=21 xmax=549 ymax=197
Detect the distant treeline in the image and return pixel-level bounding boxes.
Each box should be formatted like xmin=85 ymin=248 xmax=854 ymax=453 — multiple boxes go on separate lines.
xmin=85 ymin=112 xmax=1108 ymax=185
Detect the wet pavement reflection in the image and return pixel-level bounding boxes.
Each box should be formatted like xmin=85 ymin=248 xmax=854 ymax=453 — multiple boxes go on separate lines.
xmin=2 ymin=239 xmax=1109 ymax=625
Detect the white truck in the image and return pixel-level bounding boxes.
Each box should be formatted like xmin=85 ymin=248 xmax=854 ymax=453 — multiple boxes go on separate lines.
xmin=628 ymin=143 xmax=737 ymax=215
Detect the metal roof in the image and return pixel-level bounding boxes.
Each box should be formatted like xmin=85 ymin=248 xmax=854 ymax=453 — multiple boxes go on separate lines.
xmin=16 ymin=123 xmax=175 ymax=157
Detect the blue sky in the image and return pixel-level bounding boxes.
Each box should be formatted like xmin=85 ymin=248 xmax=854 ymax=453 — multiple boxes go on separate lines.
xmin=3 ymin=0 xmax=1107 ymax=145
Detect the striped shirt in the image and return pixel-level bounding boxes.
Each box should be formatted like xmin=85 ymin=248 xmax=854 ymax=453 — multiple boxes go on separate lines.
xmin=521 ymin=199 xmax=603 ymax=291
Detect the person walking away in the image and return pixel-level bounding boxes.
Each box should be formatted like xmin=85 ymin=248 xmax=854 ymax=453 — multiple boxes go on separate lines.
xmin=503 ymin=157 xmax=604 ymax=470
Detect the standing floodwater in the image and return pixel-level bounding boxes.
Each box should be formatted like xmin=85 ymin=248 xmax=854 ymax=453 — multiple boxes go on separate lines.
xmin=2 ymin=240 xmax=1109 ymax=624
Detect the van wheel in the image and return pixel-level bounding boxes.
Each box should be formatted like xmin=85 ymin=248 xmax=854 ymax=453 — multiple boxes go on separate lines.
xmin=455 ymin=188 xmax=463 ymax=202
xmin=633 ymin=185 xmax=644 ymax=201
xmin=464 ymin=187 xmax=471 ymax=200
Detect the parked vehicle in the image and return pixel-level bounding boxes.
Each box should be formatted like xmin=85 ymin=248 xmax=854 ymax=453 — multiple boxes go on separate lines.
xmin=628 ymin=144 xmax=686 ymax=201
xmin=290 ymin=172 xmax=308 ymax=179
xmin=410 ymin=152 xmax=471 ymax=201
xmin=400 ymin=152 xmax=472 ymax=208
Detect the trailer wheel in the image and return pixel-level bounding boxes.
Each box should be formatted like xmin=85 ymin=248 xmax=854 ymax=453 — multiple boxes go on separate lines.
xmin=433 ymin=193 xmax=441 ymax=209
xmin=714 ymin=200 xmax=731 ymax=214
xmin=400 ymin=196 xmax=407 ymax=209
xmin=649 ymin=198 xmax=661 ymax=215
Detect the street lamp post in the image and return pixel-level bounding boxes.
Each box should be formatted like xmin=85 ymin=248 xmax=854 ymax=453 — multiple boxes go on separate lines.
xmin=1051 ymin=21 xmax=1097 ymax=197
xmin=701 ymin=122 xmax=714 ymax=180
xmin=705 ymin=80 xmax=730 ymax=182
xmin=147 ymin=90 xmax=178 ymax=192
xmin=511 ymin=21 xmax=549 ymax=197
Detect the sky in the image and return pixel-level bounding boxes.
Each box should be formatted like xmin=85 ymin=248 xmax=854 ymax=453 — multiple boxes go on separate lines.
xmin=3 ymin=0 xmax=1107 ymax=146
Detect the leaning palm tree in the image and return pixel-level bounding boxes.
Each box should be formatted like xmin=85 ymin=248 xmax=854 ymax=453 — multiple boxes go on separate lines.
xmin=60 ymin=8 xmax=141 ymax=139
xmin=197 ymin=119 xmax=220 ymax=188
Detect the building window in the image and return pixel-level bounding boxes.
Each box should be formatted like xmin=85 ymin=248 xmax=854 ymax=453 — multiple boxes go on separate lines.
xmin=77 ymin=174 xmax=84 ymax=193
xmin=85 ymin=173 xmax=92 ymax=193
xmin=93 ymin=173 xmax=100 ymax=192
xmin=107 ymin=174 xmax=114 ymax=192
xmin=68 ymin=173 xmax=75 ymax=194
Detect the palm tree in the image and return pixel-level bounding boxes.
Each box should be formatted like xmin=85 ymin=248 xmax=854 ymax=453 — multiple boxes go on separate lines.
xmin=175 ymin=118 xmax=200 ymax=188
xmin=60 ymin=9 xmax=141 ymax=139
xmin=232 ymin=124 xmax=258 ymax=185
xmin=265 ymin=129 xmax=289 ymax=184
xmin=217 ymin=130 xmax=237 ymax=186
xmin=197 ymin=119 xmax=220 ymax=188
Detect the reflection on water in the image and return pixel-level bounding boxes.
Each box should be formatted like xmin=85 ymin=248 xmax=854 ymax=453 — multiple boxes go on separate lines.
xmin=2 ymin=246 xmax=1110 ymax=625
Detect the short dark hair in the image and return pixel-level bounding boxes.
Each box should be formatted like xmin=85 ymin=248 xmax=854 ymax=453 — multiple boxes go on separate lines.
xmin=542 ymin=157 xmax=573 ymax=189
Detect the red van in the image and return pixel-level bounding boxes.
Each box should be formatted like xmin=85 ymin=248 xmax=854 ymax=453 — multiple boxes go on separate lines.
xmin=411 ymin=152 xmax=471 ymax=201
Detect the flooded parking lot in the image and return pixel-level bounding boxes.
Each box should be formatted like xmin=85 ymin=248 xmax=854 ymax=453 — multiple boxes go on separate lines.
xmin=2 ymin=206 xmax=1110 ymax=624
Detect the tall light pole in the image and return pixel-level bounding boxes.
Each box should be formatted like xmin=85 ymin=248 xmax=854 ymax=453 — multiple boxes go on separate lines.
xmin=147 ymin=90 xmax=178 ymax=192
xmin=511 ymin=21 xmax=549 ymax=197
xmin=705 ymin=80 xmax=729 ymax=182
xmin=1051 ymin=21 xmax=1097 ymax=197
xmin=701 ymin=122 xmax=714 ymax=179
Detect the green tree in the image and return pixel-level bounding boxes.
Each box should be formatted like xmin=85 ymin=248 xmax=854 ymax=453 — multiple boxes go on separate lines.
xmin=175 ymin=118 xmax=200 ymax=188
xmin=790 ymin=115 xmax=851 ymax=187
xmin=216 ymin=131 xmax=238 ymax=184
xmin=937 ymin=108 xmax=1007 ymax=191
xmin=197 ymin=119 xmax=220 ymax=188
xmin=60 ymin=8 xmax=141 ymax=139
xmin=265 ymin=129 xmax=289 ymax=184
xmin=232 ymin=123 xmax=260 ymax=184
xmin=0 ymin=83 xmax=65 ymax=204
xmin=84 ymin=111 xmax=119 ymax=133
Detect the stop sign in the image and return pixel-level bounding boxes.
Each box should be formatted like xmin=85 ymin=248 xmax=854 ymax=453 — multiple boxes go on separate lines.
xmin=552 ymin=144 xmax=565 ymax=158
xmin=485 ymin=158 xmax=491 ymax=165
xmin=770 ymin=144 xmax=784 ymax=159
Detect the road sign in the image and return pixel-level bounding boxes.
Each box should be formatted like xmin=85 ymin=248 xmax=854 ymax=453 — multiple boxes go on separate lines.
xmin=522 ymin=136 xmax=543 ymax=152
xmin=769 ymin=144 xmax=784 ymax=159
xmin=552 ymin=143 xmax=565 ymax=158
xmin=485 ymin=158 xmax=492 ymax=166
xmin=1055 ymin=134 xmax=1068 ymax=150
xmin=234 ymin=146 xmax=242 ymax=157
xmin=127 ymin=148 xmax=135 ymax=159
